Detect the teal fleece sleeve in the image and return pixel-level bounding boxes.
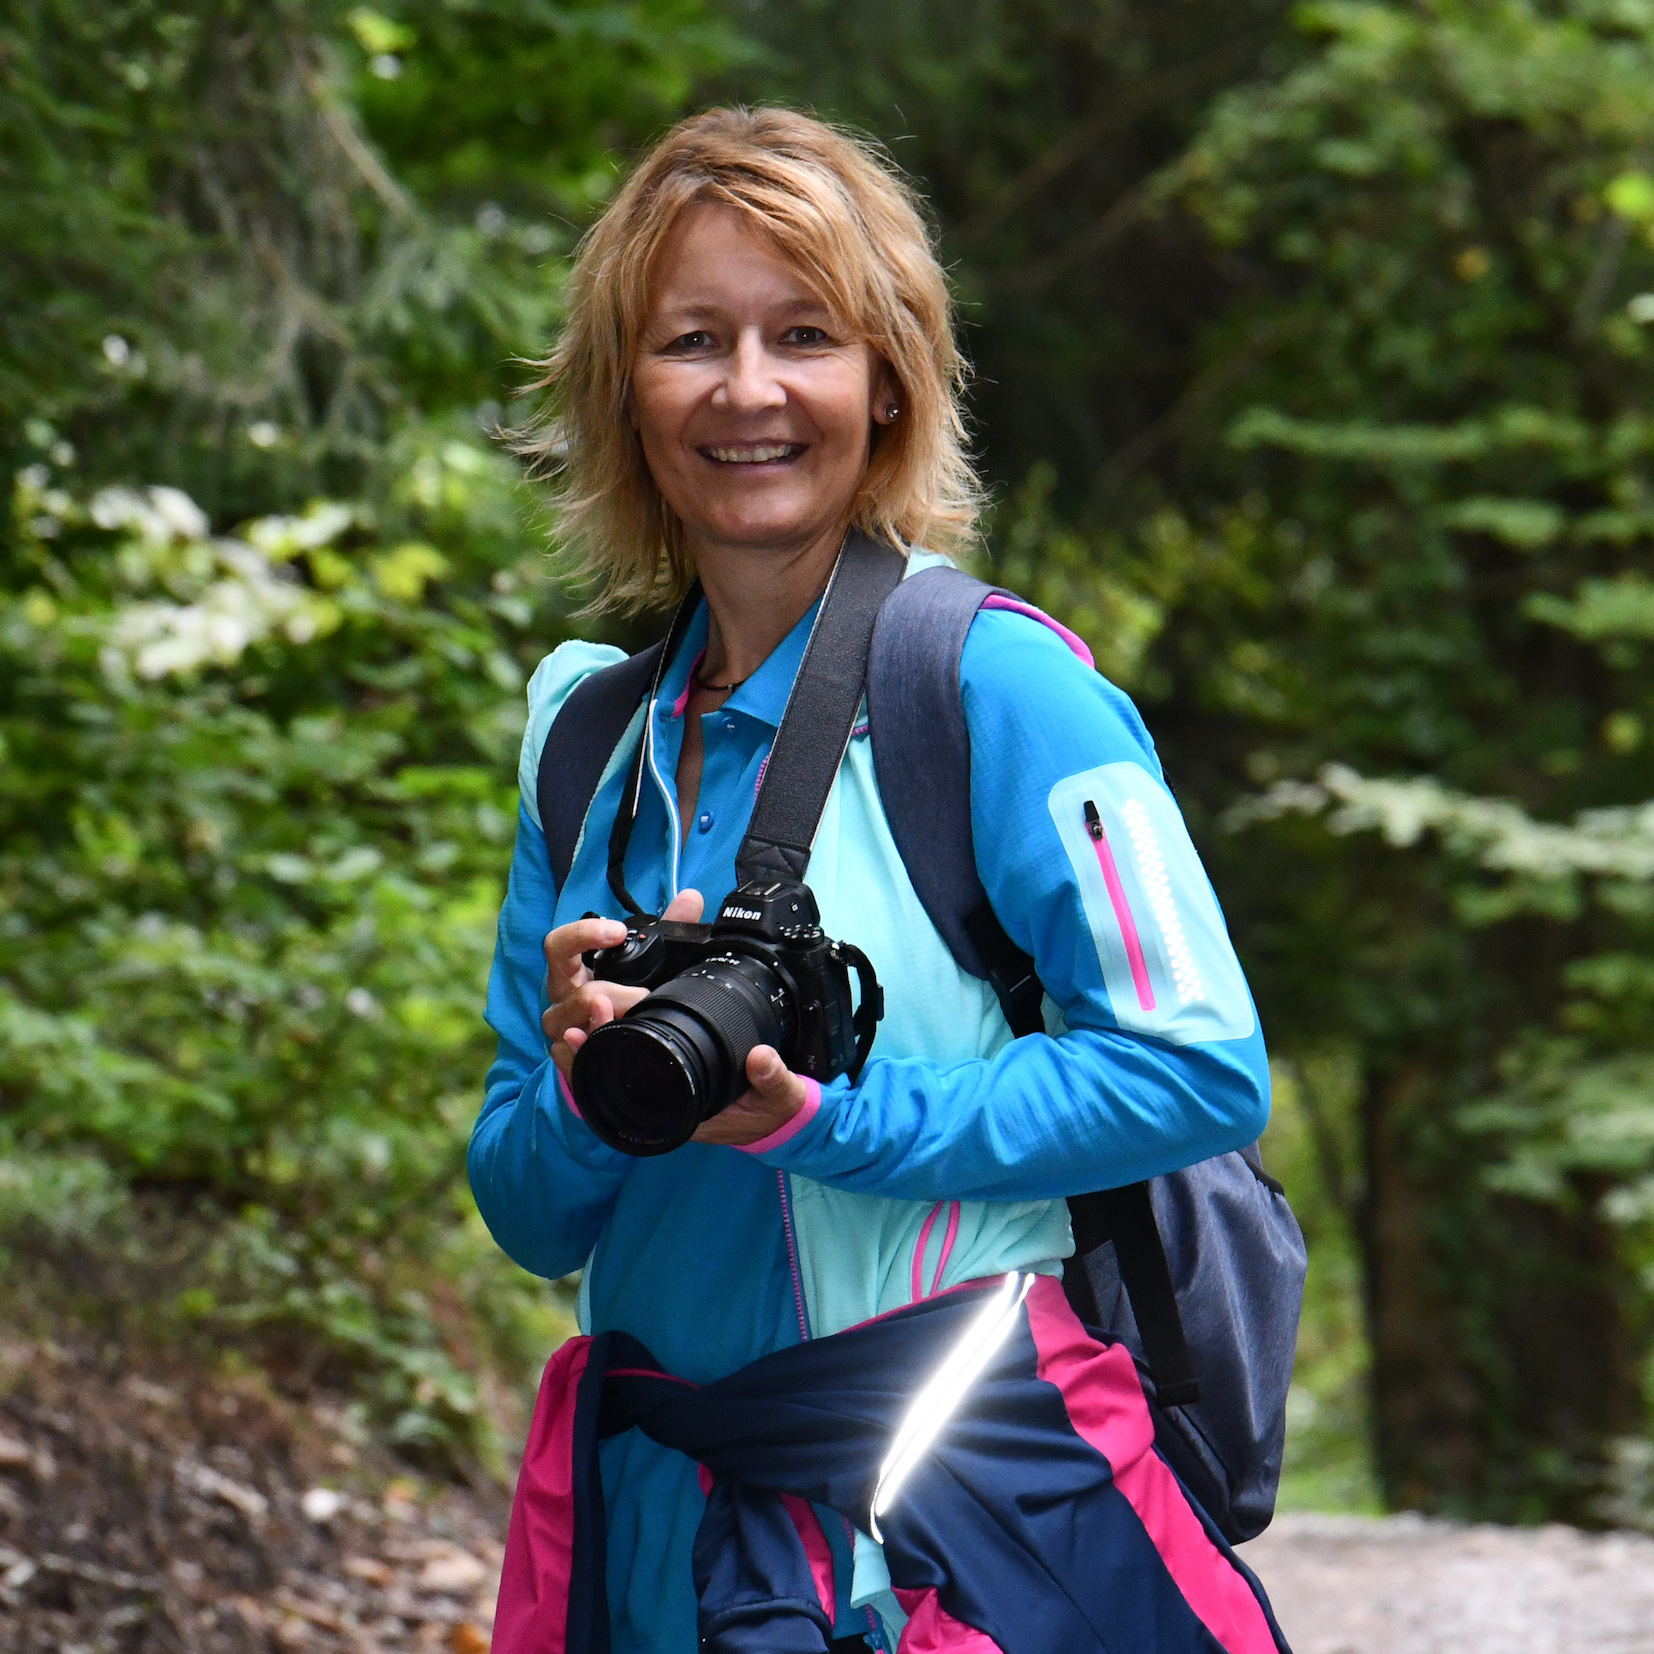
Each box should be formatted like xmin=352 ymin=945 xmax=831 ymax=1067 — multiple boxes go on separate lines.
xmin=743 ymin=608 xmax=1270 ymax=1200
xmin=467 ymin=802 xmax=632 ymax=1279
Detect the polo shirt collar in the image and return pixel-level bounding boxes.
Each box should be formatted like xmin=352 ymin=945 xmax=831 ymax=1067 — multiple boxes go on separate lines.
xmin=657 ymin=591 xmax=824 ymax=731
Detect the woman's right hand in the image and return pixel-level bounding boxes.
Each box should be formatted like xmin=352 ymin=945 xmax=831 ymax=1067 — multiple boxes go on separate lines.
xmin=542 ymin=889 xmax=706 ymax=1081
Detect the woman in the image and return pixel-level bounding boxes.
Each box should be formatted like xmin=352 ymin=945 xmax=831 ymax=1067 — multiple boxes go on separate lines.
xmin=473 ymin=107 xmax=1280 ymax=1654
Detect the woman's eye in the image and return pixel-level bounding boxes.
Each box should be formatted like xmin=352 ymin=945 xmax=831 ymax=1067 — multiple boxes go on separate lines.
xmin=782 ymin=325 xmax=832 ymax=347
xmin=665 ymin=331 xmax=714 ymax=352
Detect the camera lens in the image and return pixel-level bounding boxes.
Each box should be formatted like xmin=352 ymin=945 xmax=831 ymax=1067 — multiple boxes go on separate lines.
xmin=572 ymin=954 xmax=795 ymax=1156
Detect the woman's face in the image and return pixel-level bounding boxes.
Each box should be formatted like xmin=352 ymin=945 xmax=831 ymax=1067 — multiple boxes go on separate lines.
xmin=630 ymin=202 xmax=895 ymax=562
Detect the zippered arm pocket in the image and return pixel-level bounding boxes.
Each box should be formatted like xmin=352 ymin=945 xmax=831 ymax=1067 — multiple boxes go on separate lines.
xmin=1048 ymin=764 xmax=1254 ymax=1046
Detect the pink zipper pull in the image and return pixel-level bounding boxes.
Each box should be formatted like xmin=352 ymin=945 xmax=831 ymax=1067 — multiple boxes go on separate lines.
xmin=1085 ymin=799 xmax=1105 ymax=842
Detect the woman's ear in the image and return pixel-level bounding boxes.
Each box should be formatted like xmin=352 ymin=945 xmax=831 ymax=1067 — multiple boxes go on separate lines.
xmin=869 ymin=357 xmax=901 ymax=427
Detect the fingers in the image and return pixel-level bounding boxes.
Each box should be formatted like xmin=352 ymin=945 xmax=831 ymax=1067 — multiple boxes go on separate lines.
xmin=546 ymin=1002 xmax=604 ymax=1081
xmin=743 ymin=1045 xmax=796 ymax=1099
xmin=541 ymin=980 xmax=649 ymax=1046
xmin=542 ymin=893 xmax=706 ymax=1090
xmin=552 ymin=1022 xmax=588 ymax=1082
xmin=662 ymin=887 xmax=705 ymax=923
xmin=543 ymin=915 xmax=628 ymax=999
xmin=690 ymin=1047 xmax=807 ymax=1146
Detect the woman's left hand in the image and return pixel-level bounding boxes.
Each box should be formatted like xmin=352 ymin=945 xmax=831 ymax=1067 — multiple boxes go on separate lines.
xmin=691 ymin=1045 xmax=808 ymax=1147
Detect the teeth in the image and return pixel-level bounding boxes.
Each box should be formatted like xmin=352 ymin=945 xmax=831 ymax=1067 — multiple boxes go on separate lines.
xmin=706 ymin=443 xmax=796 ymax=463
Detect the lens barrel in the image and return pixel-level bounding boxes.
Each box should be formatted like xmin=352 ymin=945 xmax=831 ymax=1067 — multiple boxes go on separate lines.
xmin=572 ymin=953 xmax=795 ymax=1156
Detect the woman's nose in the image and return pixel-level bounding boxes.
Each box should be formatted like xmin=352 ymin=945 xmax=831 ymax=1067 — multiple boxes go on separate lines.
xmin=716 ymin=331 xmax=785 ymax=412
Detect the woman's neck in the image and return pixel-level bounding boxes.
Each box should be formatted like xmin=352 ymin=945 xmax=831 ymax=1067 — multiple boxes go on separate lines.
xmin=690 ymin=521 xmax=845 ymax=687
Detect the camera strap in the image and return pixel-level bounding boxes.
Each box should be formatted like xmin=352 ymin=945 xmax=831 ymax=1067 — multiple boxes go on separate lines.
xmin=604 ymin=531 xmax=907 ymax=911
xmin=736 ymin=531 xmax=906 ymax=885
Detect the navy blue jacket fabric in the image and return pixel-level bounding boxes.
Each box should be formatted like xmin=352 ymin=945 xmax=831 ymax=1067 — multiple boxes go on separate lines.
xmin=493 ymin=1274 xmax=1291 ymax=1654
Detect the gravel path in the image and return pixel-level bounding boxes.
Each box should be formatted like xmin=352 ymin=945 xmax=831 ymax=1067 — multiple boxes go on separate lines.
xmin=1246 ymin=1513 xmax=1654 ymax=1654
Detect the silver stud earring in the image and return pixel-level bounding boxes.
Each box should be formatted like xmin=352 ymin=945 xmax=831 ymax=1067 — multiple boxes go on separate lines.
xmin=884 ymin=402 xmax=900 ymax=421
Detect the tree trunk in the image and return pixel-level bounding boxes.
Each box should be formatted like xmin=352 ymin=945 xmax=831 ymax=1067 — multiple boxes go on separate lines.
xmin=1362 ymin=1061 xmax=1638 ymax=1520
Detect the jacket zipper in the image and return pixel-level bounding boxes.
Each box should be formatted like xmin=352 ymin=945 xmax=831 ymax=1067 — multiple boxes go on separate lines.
xmin=1085 ymin=800 xmax=1156 ymax=1012
xmin=777 ymin=1169 xmax=811 ymax=1343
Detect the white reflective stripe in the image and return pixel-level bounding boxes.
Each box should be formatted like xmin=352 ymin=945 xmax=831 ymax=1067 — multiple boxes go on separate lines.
xmin=869 ymin=1272 xmax=1035 ymax=1542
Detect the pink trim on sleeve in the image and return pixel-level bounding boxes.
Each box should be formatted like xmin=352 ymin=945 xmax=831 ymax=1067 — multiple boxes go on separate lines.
xmin=1089 ymin=826 xmax=1157 ymax=1012
xmin=980 ymin=594 xmax=1095 ymax=670
xmin=1023 ymin=1277 xmax=1277 ymax=1654
xmin=557 ymin=1067 xmax=583 ymax=1121
xmin=733 ymin=1078 xmax=821 ymax=1154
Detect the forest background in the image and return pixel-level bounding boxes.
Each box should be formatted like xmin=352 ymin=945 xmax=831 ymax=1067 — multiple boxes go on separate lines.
xmin=7 ymin=0 xmax=1654 ymax=1527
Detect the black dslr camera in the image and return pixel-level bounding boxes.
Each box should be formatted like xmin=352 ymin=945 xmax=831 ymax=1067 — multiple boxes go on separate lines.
xmin=570 ymin=882 xmax=882 ymax=1157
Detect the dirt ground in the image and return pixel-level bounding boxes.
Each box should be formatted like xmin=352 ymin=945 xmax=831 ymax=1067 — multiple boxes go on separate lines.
xmin=1248 ymin=1511 xmax=1654 ymax=1654
xmin=0 ymin=1329 xmax=507 ymax=1653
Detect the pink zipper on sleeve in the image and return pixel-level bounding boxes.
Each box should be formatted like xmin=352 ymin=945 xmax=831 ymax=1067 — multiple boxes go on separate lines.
xmin=1085 ymin=800 xmax=1156 ymax=1012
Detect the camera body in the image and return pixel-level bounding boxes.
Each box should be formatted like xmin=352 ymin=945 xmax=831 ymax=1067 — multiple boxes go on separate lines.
xmin=585 ymin=882 xmax=858 ymax=1080
xmin=570 ymin=881 xmax=880 ymax=1157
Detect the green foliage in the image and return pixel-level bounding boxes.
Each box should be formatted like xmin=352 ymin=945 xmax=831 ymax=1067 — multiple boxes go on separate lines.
xmin=0 ymin=0 xmax=733 ymax=519
xmin=1164 ymin=0 xmax=1654 ymax=1515
xmin=0 ymin=0 xmax=736 ymax=1460
xmin=714 ymin=0 xmax=1294 ymax=511
xmin=0 ymin=432 xmax=580 ymax=1457
xmin=1262 ymin=1052 xmax=1381 ymax=1514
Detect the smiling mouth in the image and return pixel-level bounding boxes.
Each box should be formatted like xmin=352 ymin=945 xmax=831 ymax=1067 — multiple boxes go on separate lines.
xmin=700 ymin=442 xmax=805 ymax=465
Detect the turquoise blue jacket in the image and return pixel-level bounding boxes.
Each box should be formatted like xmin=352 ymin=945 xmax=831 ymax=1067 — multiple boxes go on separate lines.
xmin=470 ymin=557 xmax=1269 ymax=1652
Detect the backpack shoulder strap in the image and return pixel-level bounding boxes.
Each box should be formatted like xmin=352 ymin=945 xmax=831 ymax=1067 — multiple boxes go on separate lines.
xmin=535 ymin=641 xmax=665 ymax=891
xmin=868 ymin=566 xmax=1201 ymax=1405
xmin=867 ymin=566 xmax=987 ymax=965
xmin=1068 ymin=1187 xmax=1201 ymax=1406
xmin=867 ymin=566 xmax=1043 ymax=1036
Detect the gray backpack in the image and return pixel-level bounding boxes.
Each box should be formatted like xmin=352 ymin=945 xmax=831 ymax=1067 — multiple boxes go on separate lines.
xmin=536 ymin=551 xmax=1306 ymax=1544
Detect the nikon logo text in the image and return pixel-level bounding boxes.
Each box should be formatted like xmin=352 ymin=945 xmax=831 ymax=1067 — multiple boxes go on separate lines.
xmin=725 ymin=907 xmax=763 ymax=922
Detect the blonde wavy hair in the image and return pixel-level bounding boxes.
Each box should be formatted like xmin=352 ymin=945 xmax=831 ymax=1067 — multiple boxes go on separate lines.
xmin=518 ymin=106 xmax=981 ymax=612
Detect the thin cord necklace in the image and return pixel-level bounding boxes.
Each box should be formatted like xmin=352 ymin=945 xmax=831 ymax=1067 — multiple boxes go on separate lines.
xmin=694 ymin=665 xmax=747 ymax=694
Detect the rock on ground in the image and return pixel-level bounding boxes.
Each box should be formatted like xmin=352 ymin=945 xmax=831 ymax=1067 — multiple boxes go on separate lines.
xmin=1246 ymin=1512 xmax=1654 ymax=1654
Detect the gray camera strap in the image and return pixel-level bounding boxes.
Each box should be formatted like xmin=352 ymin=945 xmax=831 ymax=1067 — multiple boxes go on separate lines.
xmin=601 ymin=531 xmax=906 ymax=912
xmin=735 ymin=531 xmax=906 ymax=884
